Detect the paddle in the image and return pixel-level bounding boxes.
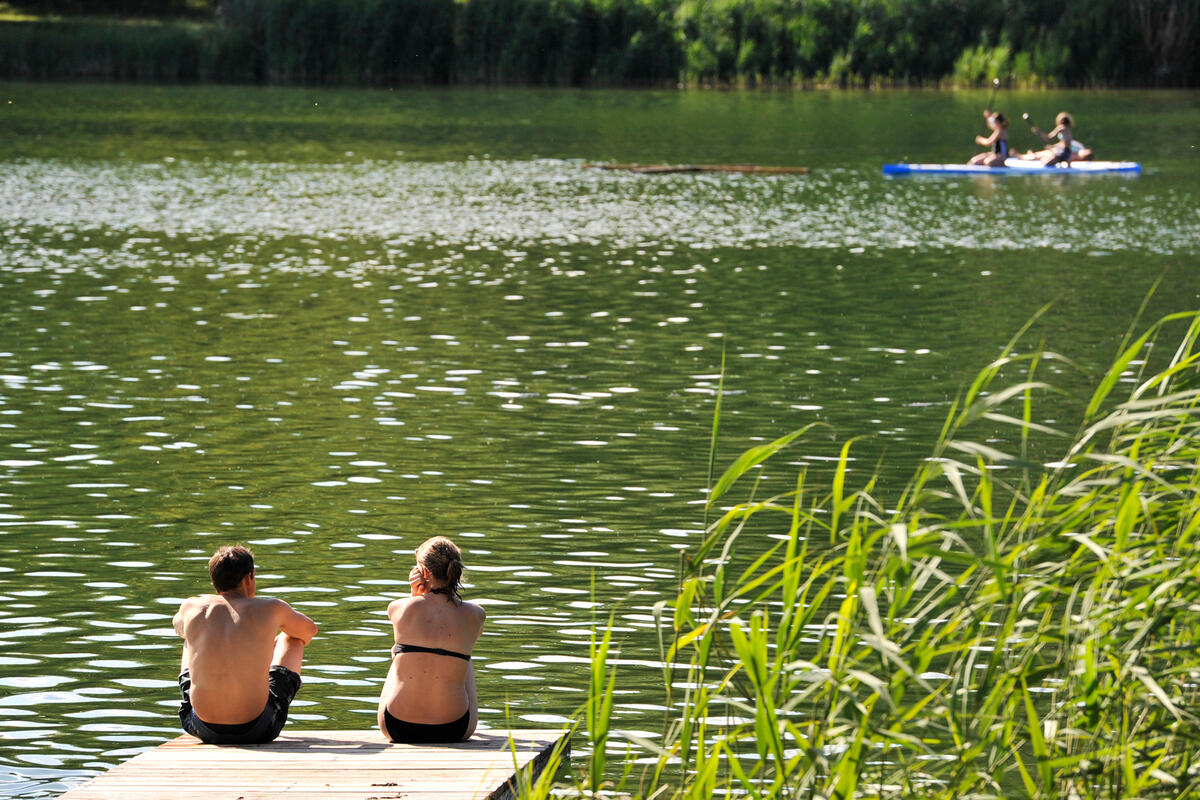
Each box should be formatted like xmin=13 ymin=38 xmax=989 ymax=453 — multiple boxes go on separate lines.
xmin=1022 ymin=112 xmax=1047 ymax=150
xmin=972 ymin=78 xmax=1001 ymax=161
xmin=981 ymin=77 xmax=1000 ymax=134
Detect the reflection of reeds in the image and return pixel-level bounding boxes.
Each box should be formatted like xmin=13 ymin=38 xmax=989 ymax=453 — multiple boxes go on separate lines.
xmin=567 ymin=309 xmax=1200 ymax=799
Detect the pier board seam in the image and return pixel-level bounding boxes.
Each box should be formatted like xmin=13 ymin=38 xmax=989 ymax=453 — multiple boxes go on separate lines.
xmin=58 ymin=729 xmax=569 ymax=800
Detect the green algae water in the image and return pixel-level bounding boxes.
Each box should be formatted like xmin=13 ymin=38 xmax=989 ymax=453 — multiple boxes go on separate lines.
xmin=0 ymin=83 xmax=1198 ymax=797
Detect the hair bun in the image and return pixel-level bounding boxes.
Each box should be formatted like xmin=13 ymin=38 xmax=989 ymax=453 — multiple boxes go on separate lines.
xmin=417 ymin=536 xmax=465 ymax=603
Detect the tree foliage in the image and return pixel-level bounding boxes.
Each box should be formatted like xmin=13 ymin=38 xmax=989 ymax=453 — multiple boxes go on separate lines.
xmin=1 ymin=0 xmax=1195 ymax=87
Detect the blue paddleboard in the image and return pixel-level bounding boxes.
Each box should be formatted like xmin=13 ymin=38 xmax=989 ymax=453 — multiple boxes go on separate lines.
xmin=883 ymin=159 xmax=1141 ymax=176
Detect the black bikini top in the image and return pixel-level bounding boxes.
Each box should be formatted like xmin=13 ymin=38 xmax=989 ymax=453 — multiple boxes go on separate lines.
xmin=392 ymin=642 xmax=471 ymax=661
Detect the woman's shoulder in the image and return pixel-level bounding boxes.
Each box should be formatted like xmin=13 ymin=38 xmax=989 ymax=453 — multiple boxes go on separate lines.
xmin=387 ymin=595 xmax=419 ymax=616
xmin=460 ymin=600 xmax=486 ymax=632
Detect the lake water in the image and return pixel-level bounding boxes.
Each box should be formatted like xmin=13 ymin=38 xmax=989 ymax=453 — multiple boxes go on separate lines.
xmin=0 ymin=83 xmax=1197 ymax=797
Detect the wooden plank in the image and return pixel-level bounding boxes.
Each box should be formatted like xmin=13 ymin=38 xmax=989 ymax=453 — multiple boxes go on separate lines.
xmin=583 ymin=162 xmax=809 ymax=175
xmin=60 ymin=729 xmax=569 ymax=800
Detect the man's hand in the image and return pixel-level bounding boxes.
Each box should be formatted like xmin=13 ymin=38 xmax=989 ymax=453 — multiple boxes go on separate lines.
xmin=409 ymin=565 xmax=429 ymax=596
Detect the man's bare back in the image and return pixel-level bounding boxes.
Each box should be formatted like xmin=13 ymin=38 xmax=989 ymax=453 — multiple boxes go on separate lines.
xmin=173 ymin=545 xmax=316 ymax=744
xmin=175 ymin=592 xmax=315 ymax=723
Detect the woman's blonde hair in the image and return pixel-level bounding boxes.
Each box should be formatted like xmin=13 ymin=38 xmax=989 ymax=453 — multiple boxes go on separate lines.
xmin=417 ymin=536 xmax=465 ymax=602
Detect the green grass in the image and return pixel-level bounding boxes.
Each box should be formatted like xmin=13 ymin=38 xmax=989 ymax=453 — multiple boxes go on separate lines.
xmin=552 ymin=308 xmax=1200 ymax=798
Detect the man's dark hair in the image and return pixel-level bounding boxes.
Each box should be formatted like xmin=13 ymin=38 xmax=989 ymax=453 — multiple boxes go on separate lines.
xmin=209 ymin=545 xmax=255 ymax=592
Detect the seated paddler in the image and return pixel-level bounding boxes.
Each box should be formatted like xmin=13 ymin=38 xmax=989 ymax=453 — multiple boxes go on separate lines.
xmin=173 ymin=544 xmax=318 ymax=745
xmin=377 ymin=536 xmax=486 ymax=744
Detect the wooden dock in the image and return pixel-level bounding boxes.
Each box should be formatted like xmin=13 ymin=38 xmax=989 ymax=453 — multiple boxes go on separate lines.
xmin=60 ymin=729 xmax=569 ymax=800
xmin=583 ymin=162 xmax=809 ymax=175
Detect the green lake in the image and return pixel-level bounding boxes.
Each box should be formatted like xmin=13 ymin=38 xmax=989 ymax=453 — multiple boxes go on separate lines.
xmin=0 ymin=82 xmax=1198 ymax=797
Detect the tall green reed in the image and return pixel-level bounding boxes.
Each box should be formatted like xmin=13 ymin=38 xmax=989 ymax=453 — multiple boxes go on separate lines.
xmin=553 ymin=309 xmax=1200 ymax=799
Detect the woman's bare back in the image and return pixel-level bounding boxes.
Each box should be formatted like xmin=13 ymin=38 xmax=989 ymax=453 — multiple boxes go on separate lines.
xmin=378 ymin=593 xmax=485 ymax=728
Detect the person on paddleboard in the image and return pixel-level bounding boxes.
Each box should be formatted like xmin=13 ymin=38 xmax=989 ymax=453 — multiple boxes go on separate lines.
xmin=1027 ymin=111 xmax=1075 ymax=165
xmin=968 ymin=109 xmax=1010 ymax=167
xmin=1022 ymin=111 xmax=1093 ymax=163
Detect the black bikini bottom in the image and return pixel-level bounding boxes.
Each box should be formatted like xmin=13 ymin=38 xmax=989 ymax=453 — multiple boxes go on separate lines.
xmin=382 ymin=707 xmax=470 ymax=744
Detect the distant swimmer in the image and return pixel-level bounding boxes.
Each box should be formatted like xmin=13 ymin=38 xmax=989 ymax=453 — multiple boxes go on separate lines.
xmin=969 ymin=109 xmax=1010 ymax=167
xmin=173 ymin=545 xmax=317 ymax=744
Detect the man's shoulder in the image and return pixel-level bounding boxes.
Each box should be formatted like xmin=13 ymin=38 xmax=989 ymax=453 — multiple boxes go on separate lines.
xmin=247 ymin=595 xmax=291 ymax=614
xmin=174 ymin=594 xmax=224 ymax=635
xmin=179 ymin=593 xmax=221 ymax=611
xmin=226 ymin=595 xmax=295 ymax=629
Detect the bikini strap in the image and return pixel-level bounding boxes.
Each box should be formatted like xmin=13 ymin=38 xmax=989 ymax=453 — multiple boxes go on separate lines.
xmin=392 ymin=642 xmax=471 ymax=661
xmin=428 ymin=586 xmax=462 ymax=604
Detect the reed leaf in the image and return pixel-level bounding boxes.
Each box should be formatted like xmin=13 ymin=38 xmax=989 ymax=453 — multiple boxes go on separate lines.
xmin=585 ymin=616 xmax=617 ymax=792
xmin=707 ymin=424 xmax=817 ymax=506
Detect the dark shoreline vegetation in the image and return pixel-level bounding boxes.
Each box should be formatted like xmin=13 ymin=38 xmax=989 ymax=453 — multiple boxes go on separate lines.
xmin=0 ymin=0 xmax=1196 ymax=88
xmin=528 ymin=309 xmax=1200 ymax=798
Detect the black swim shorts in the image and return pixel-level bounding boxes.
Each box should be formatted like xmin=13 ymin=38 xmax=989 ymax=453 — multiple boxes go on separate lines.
xmin=178 ymin=666 xmax=301 ymax=745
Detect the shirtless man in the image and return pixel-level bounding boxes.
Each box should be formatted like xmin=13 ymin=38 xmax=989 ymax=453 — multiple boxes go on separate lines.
xmin=173 ymin=545 xmax=317 ymax=744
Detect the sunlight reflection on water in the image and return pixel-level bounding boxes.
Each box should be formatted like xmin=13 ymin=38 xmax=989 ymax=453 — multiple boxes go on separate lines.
xmin=2 ymin=159 xmax=1195 ymax=257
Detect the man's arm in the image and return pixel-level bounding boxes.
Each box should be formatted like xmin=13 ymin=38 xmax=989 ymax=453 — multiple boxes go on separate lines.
xmin=173 ymin=600 xmax=194 ymax=674
xmin=274 ymin=600 xmax=318 ymax=644
xmin=172 ymin=598 xmax=193 ymax=637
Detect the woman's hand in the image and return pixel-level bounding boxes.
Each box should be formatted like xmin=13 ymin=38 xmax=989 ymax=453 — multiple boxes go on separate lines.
xmin=409 ymin=565 xmax=429 ymax=596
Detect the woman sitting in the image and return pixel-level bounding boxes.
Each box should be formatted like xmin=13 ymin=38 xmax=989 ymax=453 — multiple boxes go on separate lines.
xmin=968 ymin=110 xmax=1010 ymax=167
xmin=377 ymin=536 xmax=486 ymax=744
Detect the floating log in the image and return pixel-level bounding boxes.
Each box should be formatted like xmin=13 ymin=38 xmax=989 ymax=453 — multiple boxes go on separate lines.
xmin=59 ymin=729 xmax=569 ymax=800
xmin=583 ymin=163 xmax=809 ymax=175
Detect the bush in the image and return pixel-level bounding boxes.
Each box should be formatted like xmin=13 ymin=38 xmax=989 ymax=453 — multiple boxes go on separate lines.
xmin=951 ymin=42 xmax=1012 ymax=87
